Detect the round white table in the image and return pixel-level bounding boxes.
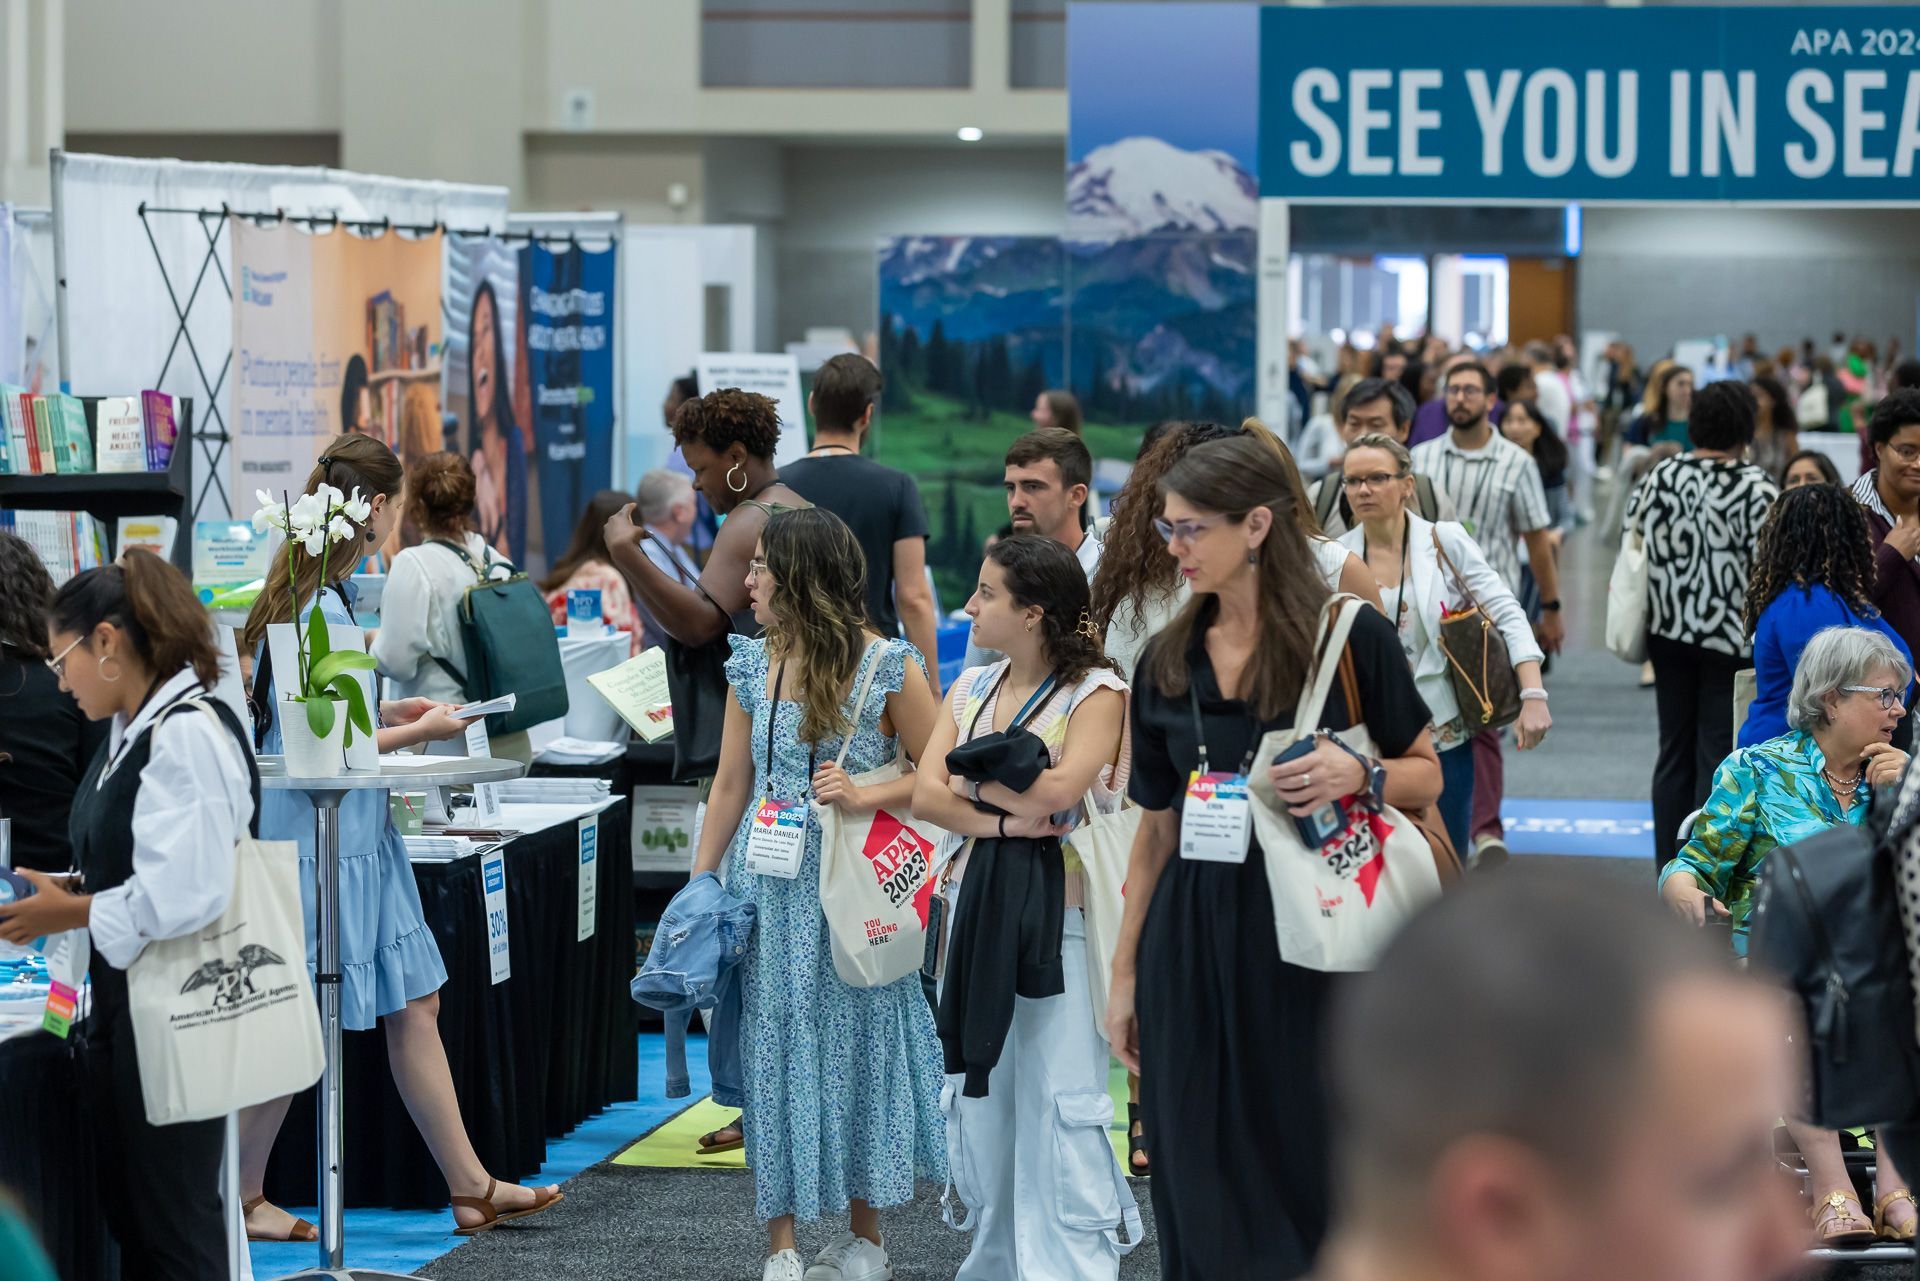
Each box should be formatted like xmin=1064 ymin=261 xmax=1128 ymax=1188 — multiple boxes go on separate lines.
xmin=259 ymin=756 xmax=524 ymax=1281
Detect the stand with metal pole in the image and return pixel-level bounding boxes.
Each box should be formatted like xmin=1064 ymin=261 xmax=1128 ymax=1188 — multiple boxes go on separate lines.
xmin=260 ymin=756 xmax=522 ymax=1281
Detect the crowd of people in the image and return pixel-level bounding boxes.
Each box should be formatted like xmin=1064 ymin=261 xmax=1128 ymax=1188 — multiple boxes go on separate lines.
xmin=5 ymin=330 xmax=1920 ymax=1281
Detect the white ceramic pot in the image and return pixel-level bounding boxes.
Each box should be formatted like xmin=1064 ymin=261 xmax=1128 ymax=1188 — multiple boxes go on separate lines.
xmin=281 ymin=695 xmax=348 ymax=777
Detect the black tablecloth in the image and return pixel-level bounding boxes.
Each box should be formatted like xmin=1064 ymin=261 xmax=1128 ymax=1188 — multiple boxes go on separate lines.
xmin=0 ymin=1031 xmax=118 ymax=1281
xmin=265 ymin=798 xmax=636 ymax=1208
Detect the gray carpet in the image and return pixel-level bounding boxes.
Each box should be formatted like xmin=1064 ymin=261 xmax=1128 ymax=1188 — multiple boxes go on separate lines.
xmin=418 ymin=1163 xmax=1161 ymax=1279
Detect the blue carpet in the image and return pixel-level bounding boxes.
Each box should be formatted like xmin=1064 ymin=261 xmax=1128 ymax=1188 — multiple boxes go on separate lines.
xmin=1501 ymin=798 xmax=1654 ymax=860
xmin=250 ymin=1032 xmax=697 ymax=1277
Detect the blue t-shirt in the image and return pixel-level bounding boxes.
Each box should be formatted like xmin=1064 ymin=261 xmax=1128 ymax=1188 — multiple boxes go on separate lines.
xmin=1739 ymin=584 xmax=1912 ymax=747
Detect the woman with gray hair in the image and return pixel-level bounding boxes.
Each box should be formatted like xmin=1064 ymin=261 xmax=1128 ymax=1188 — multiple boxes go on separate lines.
xmin=1662 ymin=624 xmax=1916 ymax=1245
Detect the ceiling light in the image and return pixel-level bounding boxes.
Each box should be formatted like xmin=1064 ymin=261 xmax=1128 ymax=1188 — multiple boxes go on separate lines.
xmin=957 ymin=127 xmax=984 ymax=143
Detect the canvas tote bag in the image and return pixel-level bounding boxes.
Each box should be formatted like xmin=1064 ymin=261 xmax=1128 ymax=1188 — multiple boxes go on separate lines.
xmin=1606 ymin=527 xmax=1652 ymax=663
xmin=126 ymin=699 xmax=325 ymax=1125
xmin=815 ymin=643 xmax=949 ymax=988
xmin=1247 ymin=597 xmax=1445 ymax=973
xmin=1068 ymin=797 xmax=1139 ymax=1037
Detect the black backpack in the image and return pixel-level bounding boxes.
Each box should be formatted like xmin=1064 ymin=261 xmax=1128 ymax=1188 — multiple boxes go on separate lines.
xmin=1750 ymin=791 xmax=1920 ymax=1130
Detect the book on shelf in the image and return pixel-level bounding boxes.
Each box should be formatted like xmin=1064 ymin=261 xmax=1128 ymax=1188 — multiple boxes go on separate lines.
xmin=28 ymin=397 xmax=53 ymax=472
xmin=0 ymin=385 xmax=26 ymax=475
xmin=55 ymin=396 xmax=94 ymax=473
xmin=115 ymin=516 xmax=178 ymax=560
xmin=143 ymin=391 xmax=178 ymax=471
xmin=95 ymin=396 xmax=147 ymax=473
xmin=0 ymin=509 xmax=108 ymax=583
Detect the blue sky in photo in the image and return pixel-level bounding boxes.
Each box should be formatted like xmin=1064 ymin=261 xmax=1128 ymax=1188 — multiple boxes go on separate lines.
xmin=1067 ymin=2 xmax=1259 ymax=174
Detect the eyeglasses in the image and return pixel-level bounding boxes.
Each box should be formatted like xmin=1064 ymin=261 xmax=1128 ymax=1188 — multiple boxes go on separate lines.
xmin=1154 ymin=516 xmax=1228 ymax=544
xmin=45 ymin=635 xmax=82 ymax=680
xmin=1341 ymin=471 xmax=1408 ymax=491
xmin=1885 ymin=443 xmax=1920 ymax=465
xmin=1842 ymin=684 xmax=1910 ymax=711
xmin=1445 ymin=385 xmax=1485 ymax=400
xmin=748 ymin=558 xmax=770 ymax=579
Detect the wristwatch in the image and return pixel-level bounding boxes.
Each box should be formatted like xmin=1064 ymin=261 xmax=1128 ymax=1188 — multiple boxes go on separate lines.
xmin=1365 ymin=757 xmax=1387 ymax=809
xmin=1539 ymin=599 xmax=1563 ymax=612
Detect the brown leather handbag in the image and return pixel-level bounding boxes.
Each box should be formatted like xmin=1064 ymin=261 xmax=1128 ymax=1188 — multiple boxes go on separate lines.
xmin=1430 ymin=530 xmax=1522 ymax=735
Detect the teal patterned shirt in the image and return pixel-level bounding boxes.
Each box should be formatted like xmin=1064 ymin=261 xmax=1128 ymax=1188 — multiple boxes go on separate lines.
xmin=1658 ymin=730 xmax=1866 ymax=957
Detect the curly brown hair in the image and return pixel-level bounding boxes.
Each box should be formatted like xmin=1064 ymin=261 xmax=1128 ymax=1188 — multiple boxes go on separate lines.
xmin=1744 ymin=483 xmax=1876 ymax=638
xmin=1090 ymin=421 xmax=1240 ymax=633
xmin=987 ymin=535 xmax=1118 ymax=687
xmin=406 ymin=450 xmax=477 ymax=539
xmin=761 ymin=508 xmax=873 ymax=746
xmin=671 ymin=388 xmax=782 ymax=461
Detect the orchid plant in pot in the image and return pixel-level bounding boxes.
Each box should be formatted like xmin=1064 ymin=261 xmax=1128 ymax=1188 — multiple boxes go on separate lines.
xmin=252 ymin=484 xmax=379 ymax=776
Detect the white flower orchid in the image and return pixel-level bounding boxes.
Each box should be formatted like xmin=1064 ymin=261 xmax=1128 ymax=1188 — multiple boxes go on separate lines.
xmin=340 ymin=488 xmax=373 ymax=524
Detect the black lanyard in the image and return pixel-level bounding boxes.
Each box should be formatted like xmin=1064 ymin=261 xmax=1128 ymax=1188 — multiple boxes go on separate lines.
xmin=1361 ymin=513 xmax=1411 ymax=629
xmin=1187 ymin=676 xmax=1265 ymax=777
xmin=765 ymin=662 xmax=817 ymax=787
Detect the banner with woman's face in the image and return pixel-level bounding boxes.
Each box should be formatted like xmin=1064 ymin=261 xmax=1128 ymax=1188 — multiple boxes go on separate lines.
xmin=443 ymin=236 xmax=528 ymax=565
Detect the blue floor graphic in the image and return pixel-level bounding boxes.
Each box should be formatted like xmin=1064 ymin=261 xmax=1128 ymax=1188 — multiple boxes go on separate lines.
xmin=1501 ymin=798 xmax=1655 ymax=860
xmin=248 ymin=1033 xmax=699 ymax=1277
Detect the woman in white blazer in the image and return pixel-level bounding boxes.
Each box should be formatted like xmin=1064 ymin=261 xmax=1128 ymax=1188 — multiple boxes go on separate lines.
xmin=1336 ymin=433 xmax=1552 ymax=851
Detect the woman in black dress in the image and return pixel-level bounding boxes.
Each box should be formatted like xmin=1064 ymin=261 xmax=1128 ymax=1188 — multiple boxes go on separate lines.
xmin=1103 ymin=435 xmax=1440 ymax=1279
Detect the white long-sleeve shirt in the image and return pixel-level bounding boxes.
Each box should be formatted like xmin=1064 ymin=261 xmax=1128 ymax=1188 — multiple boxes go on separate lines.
xmin=86 ymin=668 xmax=253 ymax=969
xmin=372 ymin=533 xmax=504 ymax=704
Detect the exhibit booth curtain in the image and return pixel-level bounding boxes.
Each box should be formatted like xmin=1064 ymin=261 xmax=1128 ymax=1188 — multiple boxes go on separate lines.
xmin=52 ymin=150 xmax=509 ymax=519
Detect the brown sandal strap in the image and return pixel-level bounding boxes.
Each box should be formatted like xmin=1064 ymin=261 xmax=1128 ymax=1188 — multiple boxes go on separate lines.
xmin=451 ymin=1178 xmax=500 ymax=1225
xmin=242 ymin=1196 xmax=267 ymax=1215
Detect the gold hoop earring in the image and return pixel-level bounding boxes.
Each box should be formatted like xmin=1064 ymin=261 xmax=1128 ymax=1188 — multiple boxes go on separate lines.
xmin=100 ymin=655 xmax=122 ymax=684
xmin=726 ymin=463 xmax=748 ymax=494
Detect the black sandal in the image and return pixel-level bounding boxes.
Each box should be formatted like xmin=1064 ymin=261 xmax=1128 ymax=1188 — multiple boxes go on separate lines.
xmin=1128 ymin=1102 xmax=1150 ymax=1176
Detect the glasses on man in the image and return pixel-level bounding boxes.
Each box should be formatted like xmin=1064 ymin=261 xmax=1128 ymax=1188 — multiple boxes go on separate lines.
xmin=1842 ymin=684 xmax=1910 ymax=711
xmin=1341 ymin=471 xmax=1408 ymax=491
xmin=1445 ymin=384 xmax=1485 ymax=400
xmin=45 ymin=635 xmax=82 ymax=680
xmin=1153 ymin=516 xmax=1228 ymax=544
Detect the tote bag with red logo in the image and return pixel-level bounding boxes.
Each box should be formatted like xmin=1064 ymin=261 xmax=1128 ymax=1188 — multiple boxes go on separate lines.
xmin=815 ymin=644 xmax=950 ymax=988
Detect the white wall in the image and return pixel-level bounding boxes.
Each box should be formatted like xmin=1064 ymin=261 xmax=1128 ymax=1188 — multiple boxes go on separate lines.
xmin=776 ymin=141 xmax=1066 ymax=347
xmin=1579 ymin=207 xmax=1920 ymax=361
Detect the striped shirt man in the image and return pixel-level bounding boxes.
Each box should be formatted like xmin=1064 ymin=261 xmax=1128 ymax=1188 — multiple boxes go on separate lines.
xmin=1411 ymin=431 xmax=1552 ymax=594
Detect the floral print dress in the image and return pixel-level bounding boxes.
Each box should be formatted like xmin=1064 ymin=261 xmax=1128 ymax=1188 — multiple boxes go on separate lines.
xmin=721 ymin=635 xmax=947 ymax=1223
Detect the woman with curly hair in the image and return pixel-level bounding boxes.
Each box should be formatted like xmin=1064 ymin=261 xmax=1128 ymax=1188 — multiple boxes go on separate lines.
xmin=605 ymin=388 xmax=806 ymax=646
xmin=0 ymin=532 xmax=105 ymax=872
xmin=691 ymin=507 xmax=944 ymax=1281
xmin=1739 ymin=482 xmax=1911 ymax=748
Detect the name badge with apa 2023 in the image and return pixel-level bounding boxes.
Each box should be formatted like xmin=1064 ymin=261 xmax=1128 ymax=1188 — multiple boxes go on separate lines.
xmin=745 ymin=797 xmax=809 ymax=878
xmin=1181 ymin=771 xmax=1252 ymax=863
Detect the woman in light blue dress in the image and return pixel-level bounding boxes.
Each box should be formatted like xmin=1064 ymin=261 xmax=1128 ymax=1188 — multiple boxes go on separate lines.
xmin=234 ymin=433 xmax=562 ymax=1240
xmin=690 ymin=507 xmax=946 ymax=1281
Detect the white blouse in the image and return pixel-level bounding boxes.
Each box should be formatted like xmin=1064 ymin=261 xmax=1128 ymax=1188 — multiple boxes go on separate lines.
xmin=87 ymin=669 xmax=253 ymax=969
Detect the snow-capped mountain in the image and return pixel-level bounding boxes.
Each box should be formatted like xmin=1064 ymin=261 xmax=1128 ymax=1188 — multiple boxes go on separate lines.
xmin=1067 ymin=136 xmax=1258 ymax=237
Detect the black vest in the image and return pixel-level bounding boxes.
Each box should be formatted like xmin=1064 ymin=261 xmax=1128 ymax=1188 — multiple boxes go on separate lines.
xmin=68 ymin=686 xmax=260 ymax=1026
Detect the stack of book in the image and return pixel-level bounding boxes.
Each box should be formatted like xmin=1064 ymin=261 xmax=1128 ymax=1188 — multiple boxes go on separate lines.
xmin=0 ymin=509 xmax=108 ymax=582
xmin=0 ymin=389 xmax=177 ymax=475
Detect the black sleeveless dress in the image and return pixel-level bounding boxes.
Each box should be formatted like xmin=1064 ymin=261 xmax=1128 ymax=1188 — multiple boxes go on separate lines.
xmin=71 ymin=687 xmax=259 ymax=1281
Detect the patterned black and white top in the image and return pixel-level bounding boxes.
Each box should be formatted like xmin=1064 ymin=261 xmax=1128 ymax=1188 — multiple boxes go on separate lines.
xmin=1624 ymin=455 xmax=1778 ymax=656
xmin=1409 ymin=431 xmax=1552 ymax=594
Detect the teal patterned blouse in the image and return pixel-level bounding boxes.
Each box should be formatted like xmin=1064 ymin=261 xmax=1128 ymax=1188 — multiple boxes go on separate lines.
xmin=1658 ymin=730 xmax=1866 ymax=957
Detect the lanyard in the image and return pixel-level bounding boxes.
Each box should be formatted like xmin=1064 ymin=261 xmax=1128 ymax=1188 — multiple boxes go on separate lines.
xmin=764 ymin=662 xmax=817 ymax=784
xmin=1187 ymin=679 xmax=1265 ymax=777
xmin=1362 ymin=513 xmax=1411 ymax=628
xmin=966 ymin=665 xmax=1062 ymax=744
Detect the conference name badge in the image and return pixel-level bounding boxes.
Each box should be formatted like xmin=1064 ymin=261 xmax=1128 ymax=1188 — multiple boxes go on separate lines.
xmin=746 ymin=797 xmax=808 ymax=879
xmin=1181 ymin=771 xmax=1252 ymax=864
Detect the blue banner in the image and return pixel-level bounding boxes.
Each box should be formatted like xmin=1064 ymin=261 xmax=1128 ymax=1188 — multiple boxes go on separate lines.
xmin=519 ymin=241 xmax=616 ymax=566
xmin=1261 ymin=6 xmax=1920 ymax=202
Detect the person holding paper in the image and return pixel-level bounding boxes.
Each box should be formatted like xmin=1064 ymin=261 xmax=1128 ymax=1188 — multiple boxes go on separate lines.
xmin=691 ymin=508 xmax=942 ymax=1281
xmin=0 ymin=552 xmax=252 ymax=1280
xmin=237 ymin=435 xmax=563 ymax=1241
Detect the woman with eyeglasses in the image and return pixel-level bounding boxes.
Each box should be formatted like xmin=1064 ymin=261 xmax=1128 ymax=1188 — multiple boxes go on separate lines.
xmin=1334 ymin=434 xmax=1550 ymax=851
xmin=0 ymin=552 xmax=251 ymax=1278
xmin=1661 ymin=626 xmax=1915 ymax=1247
xmin=1106 ymin=436 xmax=1441 ymax=1280
xmin=692 ymin=508 xmax=944 ymax=1281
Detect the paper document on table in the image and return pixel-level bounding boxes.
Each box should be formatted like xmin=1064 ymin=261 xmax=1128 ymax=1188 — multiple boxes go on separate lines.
xmin=452 ymin=693 xmax=517 ymax=720
xmin=377 ymin=754 xmax=466 ymax=771
xmin=585 ymin=647 xmax=674 ymax=742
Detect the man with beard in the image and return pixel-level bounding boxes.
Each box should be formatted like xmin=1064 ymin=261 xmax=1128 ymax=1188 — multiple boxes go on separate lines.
xmin=962 ymin=427 xmax=1100 ymax=668
xmin=1412 ymin=361 xmax=1563 ymax=867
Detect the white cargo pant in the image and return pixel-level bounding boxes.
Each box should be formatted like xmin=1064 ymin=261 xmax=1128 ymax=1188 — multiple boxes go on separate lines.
xmin=941 ymin=909 xmax=1142 ymax=1281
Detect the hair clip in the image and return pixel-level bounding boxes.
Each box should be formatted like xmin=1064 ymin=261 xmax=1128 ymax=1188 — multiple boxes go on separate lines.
xmin=1076 ymin=609 xmax=1100 ymax=642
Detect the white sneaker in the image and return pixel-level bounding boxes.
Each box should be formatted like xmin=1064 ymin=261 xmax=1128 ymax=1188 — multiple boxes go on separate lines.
xmin=803 ymin=1231 xmax=893 ymax=1281
xmin=764 ymin=1248 xmax=805 ymax=1281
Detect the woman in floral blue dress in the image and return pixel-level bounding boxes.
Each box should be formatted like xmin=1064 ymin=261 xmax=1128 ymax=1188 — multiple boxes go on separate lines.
xmin=691 ymin=507 xmax=946 ymax=1281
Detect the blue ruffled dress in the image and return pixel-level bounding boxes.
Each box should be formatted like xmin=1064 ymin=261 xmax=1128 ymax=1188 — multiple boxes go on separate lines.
xmin=721 ymin=635 xmax=948 ymax=1223
xmin=257 ymin=581 xmax=447 ymax=1029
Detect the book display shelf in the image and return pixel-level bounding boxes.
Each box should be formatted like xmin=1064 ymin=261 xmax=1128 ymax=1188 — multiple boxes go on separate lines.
xmin=0 ymin=397 xmax=196 ymax=574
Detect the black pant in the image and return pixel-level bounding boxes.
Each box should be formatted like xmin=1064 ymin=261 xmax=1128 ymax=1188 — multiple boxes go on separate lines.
xmin=82 ymin=1008 xmax=229 ymax=1281
xmin=1649 ymin=634 xmax=1746 ymax=870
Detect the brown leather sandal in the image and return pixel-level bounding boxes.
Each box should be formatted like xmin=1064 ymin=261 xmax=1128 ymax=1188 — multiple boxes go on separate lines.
xmin=242 ymin=1195 xmax=318 ymax=1244
xmin=697 ymin=1116 xmax=745 ymax=1155
xmin=1810 ymin=1188 xmax=1877 ymax=1247
xmin=1876 ymin=1189 xmax=1918 ymax=1242
xmin=450 ymin=1179 xmax=564 ymax=1236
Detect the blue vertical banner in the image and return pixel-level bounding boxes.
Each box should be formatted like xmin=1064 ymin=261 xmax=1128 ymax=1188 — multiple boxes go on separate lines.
xmin=519 ymin=239 xmax=617 ymax=567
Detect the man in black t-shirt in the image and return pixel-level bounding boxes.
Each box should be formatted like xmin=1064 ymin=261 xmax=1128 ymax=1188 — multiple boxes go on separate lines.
xmin=779 ymin=353 xmax=942 ymax=694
